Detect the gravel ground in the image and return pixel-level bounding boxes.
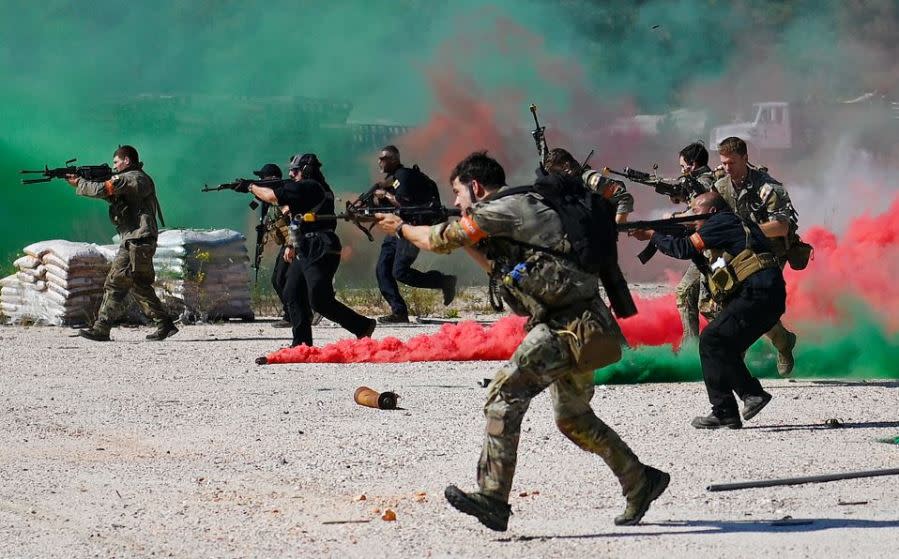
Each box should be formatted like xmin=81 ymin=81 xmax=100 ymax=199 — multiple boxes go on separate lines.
xmin=0 ymin=319 xmax=897 ymax=558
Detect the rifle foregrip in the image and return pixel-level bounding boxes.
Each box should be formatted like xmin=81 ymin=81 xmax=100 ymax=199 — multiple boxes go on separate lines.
xmin=637 ymin=243 xmax=657 ymax=265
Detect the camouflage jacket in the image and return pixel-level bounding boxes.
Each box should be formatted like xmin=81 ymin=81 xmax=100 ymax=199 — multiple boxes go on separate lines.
xmin=713 ymin=166 xmax=798 ymax=259
xmin=429 ymin=187 xmax=600 ymax=321
xmin=686 ymin=165 xmax=718 ymax=200
xmin=582 ymin=171 xmax=634 ymax=215
xmin=76 ymin=164 xmax=164 ymax=244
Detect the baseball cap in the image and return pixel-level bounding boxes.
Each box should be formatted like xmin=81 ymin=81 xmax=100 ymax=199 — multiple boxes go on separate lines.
xmin=253 ymin=163 xmax=282 ymax=179
xmin=288 ymin=153 xmax=322 ymax=171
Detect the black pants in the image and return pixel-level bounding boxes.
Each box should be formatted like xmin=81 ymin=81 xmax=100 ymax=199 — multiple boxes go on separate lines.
xmin=284 ymin=233 xmax=370 ymax=347
xmin=376 ymin=235 xmax=451 ymax=316
xmin=698 ymin=283 xmax=786 ymax=416
xmin=271 ymin=245 xmax=290 ymax=320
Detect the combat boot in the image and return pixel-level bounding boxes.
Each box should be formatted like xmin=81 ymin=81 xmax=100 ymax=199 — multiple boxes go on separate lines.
xmin=691 ymin=413 xmax=742 ymax=430
xmin=146 ymin=320 xmax=179 ymax=341
xmin=78 ymin=326 xmax=111 ymax=342
xmin=378 ymin=313 xmax=409 ymax=324
xmin=742 ymin=391 xmax=772 ymax=421
xmin=444 ymin=485 xmax=511 ymax=532
xmin=614 ymin=466 xmax=670 ymax=526
xmin=443 ymin=276 xmax=458 ymax=306
xmin=776 ymin=331 xmax=797 ymax=377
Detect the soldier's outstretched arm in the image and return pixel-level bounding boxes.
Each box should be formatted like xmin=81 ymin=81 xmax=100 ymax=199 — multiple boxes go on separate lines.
xmin=248 ymin=184 xmax=278 ymax=205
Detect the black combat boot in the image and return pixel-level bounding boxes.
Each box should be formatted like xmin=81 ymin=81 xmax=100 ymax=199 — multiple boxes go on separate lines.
xmin=378 ymin=313 xmax=409 ymax=324
xmin=357 ymin=318 xmax=377 ymax=339
xmin=78 ymin=325 xmax=111 ymax=342
xmin=444 ymin=485 xmax=511 ymax=532
xmin=614 ymin=466 xmax=671 ymax=526
xmin=742 ymin=391 xmax=772 ymax=421
xmin=443 ymin=276 xmax=458 ymax=306
xmin=146 ymin=320 xmax=179 ymax=341
xmin=690 ymin=412 xmax=742 ymax=430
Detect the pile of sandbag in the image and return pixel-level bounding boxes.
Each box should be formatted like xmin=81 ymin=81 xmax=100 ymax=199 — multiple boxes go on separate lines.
xmin=152 ymin=229 xmax=254 ymax=322
xmin=0 ymin=241 xmax=109 ymax=326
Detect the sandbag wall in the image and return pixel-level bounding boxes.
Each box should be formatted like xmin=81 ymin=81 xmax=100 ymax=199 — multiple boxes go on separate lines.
xmin=150 ymin=229 xmax=254 ymax=322
xmin=1 ymin=230 xmax=254 ymax=326
xmin=0 ymin=241 xmax=109 ymax=326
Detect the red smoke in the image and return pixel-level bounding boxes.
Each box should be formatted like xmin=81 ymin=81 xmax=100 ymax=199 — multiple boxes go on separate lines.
xmin=265 ymin=316 xmax=527 ymax=364
xmin=784 ymin=194 xmax=899 ymax=329
xmin=265 ymin=294 xmax=685 ymax=365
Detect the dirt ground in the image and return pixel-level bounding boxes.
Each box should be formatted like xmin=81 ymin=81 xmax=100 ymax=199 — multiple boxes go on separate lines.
xmin=0 ymin=319 xmax=897 ymax=558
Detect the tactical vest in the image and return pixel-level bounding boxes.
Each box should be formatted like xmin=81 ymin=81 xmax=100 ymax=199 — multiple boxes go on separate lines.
xmin=704 ymin=220 xmax=778 ymax=302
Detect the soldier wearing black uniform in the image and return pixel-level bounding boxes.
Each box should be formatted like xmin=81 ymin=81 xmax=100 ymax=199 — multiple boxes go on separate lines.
xmin=252 ymin=163 xmax=292 ymax=327
xmin=374 ymin=145 xmax=457 ymax=323
xmin=249 ymin=154 xmax=375 ymax=347
xmin=633 ymin=192 xmax=783 ymax=429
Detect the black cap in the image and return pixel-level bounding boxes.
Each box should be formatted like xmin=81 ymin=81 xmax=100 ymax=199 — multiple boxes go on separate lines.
xmin=288 ymin=153 xmax=322 ymax=171
xmin=253 ymin=163 xmax=282 ymax=179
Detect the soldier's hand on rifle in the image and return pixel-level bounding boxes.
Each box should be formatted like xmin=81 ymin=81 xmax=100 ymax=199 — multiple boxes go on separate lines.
xmin=373 ymin=213 xmax=403 ymax=236
xmin=629 ymin=229 xmax=654 ymax=241
xmin=284 ymin=246 xmax=295 ymax=263
xmin=373 ymin=189 xmax=387 ymax=199
xmin=65 ymin=174 xmax=79 ymax=186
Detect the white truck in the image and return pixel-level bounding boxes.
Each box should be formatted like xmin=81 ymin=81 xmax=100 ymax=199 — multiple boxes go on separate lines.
xmin=708 ymin=93 xmax=899 ymax=157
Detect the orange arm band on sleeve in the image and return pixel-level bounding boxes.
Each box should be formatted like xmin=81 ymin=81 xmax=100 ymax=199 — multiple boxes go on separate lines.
xmin=459 ymin=214 xmax=487 ymax=243
xmin=690 ymin=232 xmax=705 ymax=251
xmin=103 ymin=180 xmax=116 ymax=197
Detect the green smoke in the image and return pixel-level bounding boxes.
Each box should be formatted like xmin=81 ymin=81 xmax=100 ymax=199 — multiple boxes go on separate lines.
xmin=595 ymin=304 xmax=899 ymax=384
xmin=2 ymin=1 xmax=893 ymax=284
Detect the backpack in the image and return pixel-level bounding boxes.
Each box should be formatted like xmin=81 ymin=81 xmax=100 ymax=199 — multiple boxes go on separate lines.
xmin=407 ymin=164 xmax=443 ymax=225
xmin=488 ymin=174 xmax=637 ymax=318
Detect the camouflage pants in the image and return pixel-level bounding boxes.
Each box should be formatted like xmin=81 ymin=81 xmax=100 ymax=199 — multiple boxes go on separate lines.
xmin=477 ymin=320 xmax=646 ymax=503
xmin=94 ymin=241 xmax=169 ymax=333
xmin=675 ymin=263 xmax=702 ymax=340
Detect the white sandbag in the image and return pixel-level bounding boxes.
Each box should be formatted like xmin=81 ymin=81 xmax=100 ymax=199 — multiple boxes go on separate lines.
xmin=45 ymin=274 xmax=102 ymax=290
xmin=44 ymin=289 xmax=99 ymax=310
xmin=23 ymin=281 xmax=47 ymax=292
xmin=44 ymin=264 xmax=107 ymax=281
xmin=17 ymin=265 xmax=47 ymax=280
xmin=24 ymin=240 xmax=107 ymax=263
xmin=156 ymin=228 xmax=246 ymax=248
xmin=46 ymin=281 xmax=103 ymax=299
xmin=16 ymin=272 xmax=37 ymax=285
xmin=1 ymin=295 xmax=25 ymax=306
xmin=13 ymin=255 xmax=40 ymax=269
xmin=1 ymin=285 xmax=24 ymax=297
xmin=41 ymin=253 xmax=108 ymax=273
xmin=0 ymin=274 xmax=20 ymax=288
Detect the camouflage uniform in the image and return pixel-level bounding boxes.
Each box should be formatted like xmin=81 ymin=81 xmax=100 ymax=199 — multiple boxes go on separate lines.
xmin=673 ymin=166 xmax=718 ymax=340
xmin=583 ymin=172 xmax=634 ymax=217
xmin=429 ymin=188 xmax=650 ymax=504
xmin=712 ymin=166 xmax=798 ymax=359
xmin=76 ymin=164 xmax=171 ymax=333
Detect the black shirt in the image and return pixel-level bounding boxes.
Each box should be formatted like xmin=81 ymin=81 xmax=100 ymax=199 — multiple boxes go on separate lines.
xmin=275 ymin=179 xmax=336 ymax=233
xmin=651 ymin=210 xmax=783 ymax=291
xmin=391 ymin=166 xmax=439 ymax=207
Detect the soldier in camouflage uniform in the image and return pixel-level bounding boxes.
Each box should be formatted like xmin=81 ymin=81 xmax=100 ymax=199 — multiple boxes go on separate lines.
xmin=672 ymin=142 xmax=719 ymax=341
xmin=65 ymin=145 xmax=177 ymax=342
xmin=545 ymin=147 xmax=635 ymax=224
xmin=713 ymin=137 xmax=798 ymax=376
xmin=375 ymin=152 xmax=669 ymax=531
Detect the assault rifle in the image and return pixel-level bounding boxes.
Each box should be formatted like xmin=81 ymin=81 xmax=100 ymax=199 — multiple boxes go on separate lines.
xmin=200 ymin=177 xmax=285 ymax=193
xmin=604 ymin=166 xmax=705 ymax=202
xmin=298 ymin=204 xmax=461 ymax=241
xmin=529 ymin=103 xmax=549 ymax=168
xmin=617 ymin=213 xmax=712 ymax=264
xmin=202 ymin=176 xmax=287 ymax=282
xmin=20 ymin=159 xmax=112 ymax=184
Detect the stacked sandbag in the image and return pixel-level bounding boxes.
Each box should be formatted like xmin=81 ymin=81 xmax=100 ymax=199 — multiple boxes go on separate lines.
xmin=151 ymin=229 xmax=254 ymax=322
xmin=0 ymin=241 xmax=109 ymax=325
